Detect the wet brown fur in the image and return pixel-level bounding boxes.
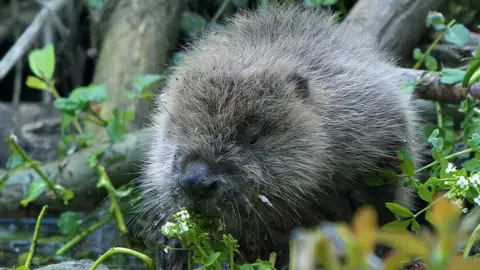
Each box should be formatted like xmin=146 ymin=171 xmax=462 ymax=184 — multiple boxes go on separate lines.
xmin=138 ymin=3 xmax=422 ymax=265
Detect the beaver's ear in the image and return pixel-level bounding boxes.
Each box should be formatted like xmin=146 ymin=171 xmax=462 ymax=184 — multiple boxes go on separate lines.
xmin=289 ymin=73 xmax=310 ymax=99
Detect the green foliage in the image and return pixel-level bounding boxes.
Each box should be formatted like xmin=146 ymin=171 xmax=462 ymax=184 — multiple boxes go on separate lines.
xmin=443 ymin=24 xmax=470 ymax=46
xmin=304 ymin=0 xmax=338 ymax=7
xmin=182 ymin=11 xmax=207 ymax=37
xmin=161 ymin=209 xmax=275 ymax=269
xmin=58 ymin=212 xmax=82 ymax=236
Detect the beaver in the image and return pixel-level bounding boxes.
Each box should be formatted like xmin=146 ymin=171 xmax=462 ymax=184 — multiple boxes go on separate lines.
xmin=139 ymin=2 xmax=421 ymax=266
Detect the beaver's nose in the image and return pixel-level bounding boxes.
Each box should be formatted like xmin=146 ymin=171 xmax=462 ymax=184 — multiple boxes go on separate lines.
xmin=178 ymin=162 xmax=219 ymax=196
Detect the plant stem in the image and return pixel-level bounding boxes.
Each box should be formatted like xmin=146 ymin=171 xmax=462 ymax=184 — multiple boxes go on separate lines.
xmin=414 ymin=148 xmax=476 ymax=175
xmin=55 ymin=215 xmax=114 ymax=256
xmin=414 ymin=193 xmax=446 ymax=218
xmin=88 ymin=247 xmax=156 ymax=270
xmin=269 ymin=252 xmax=277 ymax=266
xmin=413 ymin=20 xmax=455 ymax=70
xmin=463 ymin=219 xmax=480 ymax=258
xmin=289 ymin=240 xmax=296 ymax=270
xmin=49 ymin=83 xmax=84 ymax=134
xmin=88 ymin=107 xmax=108 ymax=127
xmin=95 ymin=165 xmax=127 ymax=234
xmin=9 ymin=135 xmax=59 ymax=198
xmin=211 ymin=0 xmax=229 ymax=23
xmin=436 ymin=102 xmax=443 ymax=128
xmin=25 ymin=205 xmax=48 ymax=268
xmin=229 ymin=247 xmax=234 ymax=270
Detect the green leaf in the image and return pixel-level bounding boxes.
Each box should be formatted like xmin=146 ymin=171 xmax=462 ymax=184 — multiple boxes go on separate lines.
xmin=444 ymin=24 xmax=470 ymax=46
xmin=204 ymin=252 xmax=221 ymax=266
xmin=426 ymin=11 xmax=446 ymax=30
xmin=14 ymin=266 xmax=29 ymax=270
xmin=240 ymin=265 xmax=255 ymax=270
xmin=56 ymin=185 xmax=74 ymax=204
xmin=88 ymin=85 xmax=108 ymax=102
xmin=413 ymin=48 xmax=424 ymax=61
xmin=132 ymin=74 xmax=164 ymax=92
xmin=385 ymin=202 xmax=414 ymax=218
xmin=58 ymin=211 xmax=81 ymax=236
xmin=440 ymin=68 xmax=466 ymax=84
xmin=106 ymin=109 xmax=129 ymax=143
xmin=465 ymin=159 xmax=480 ymax=172
xmin=417 ymin=184 xmax=433 ymax=203
xmin=28 ymin=43 xmax=55 ymax=81
xmin=396 ymin=148 xmax=411 ymax=161
xmin=25 ymin=76 xmax=49 ymax=91
xmin=181 ymin=12 xmax=206 ymax=37
xmin=54 ymin=98 xmax=84 ymax=116
xmin=6 ymin=153 xmax=24 ymax=170
xmin=304 ymin=0 xmax=338 ymax=7
xmin=400 ymin=159 xmax=415 ymax=176
xmin=428 ymin=129 xmax=440 ymax=143
xmin=232 ymin=0 xmax=249 ymax=8
xmin=468 ymin=133 xmax=480 ymax=149
xmin=469 ymin=65 xmax=480 ymax=86
xmin=425 ymin=55 xmax=438 ymax=71
xmin=411 ymin=218 xmax=420 ymax=232
xmin=382 ymin=219 xmax=411 ymax=232
xmin=20 ymin=180 xmax=48 ymax=207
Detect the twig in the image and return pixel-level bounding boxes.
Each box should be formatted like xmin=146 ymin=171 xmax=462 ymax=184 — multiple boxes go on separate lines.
xmin=0 ymin=0 xmax=69 ymax=81
xmin=11 ymin=0 xmax=23 ymax=126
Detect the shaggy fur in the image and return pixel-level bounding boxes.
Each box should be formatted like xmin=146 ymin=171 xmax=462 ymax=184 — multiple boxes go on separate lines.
xmin=139 ymin=3 xmax=421 ymax=265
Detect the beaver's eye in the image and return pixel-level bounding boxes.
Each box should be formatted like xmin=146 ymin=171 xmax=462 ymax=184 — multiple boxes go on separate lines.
xmin=249 ymin=135 xmax=258 ymax=145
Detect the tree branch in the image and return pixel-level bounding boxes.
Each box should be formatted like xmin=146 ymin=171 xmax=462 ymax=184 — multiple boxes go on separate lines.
xmin=0 ymin=0 xmax=69 ymax=81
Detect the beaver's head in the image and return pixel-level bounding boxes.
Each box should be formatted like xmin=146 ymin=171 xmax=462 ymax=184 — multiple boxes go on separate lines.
xmin=140 ymin=64 xmax=336 ymax=239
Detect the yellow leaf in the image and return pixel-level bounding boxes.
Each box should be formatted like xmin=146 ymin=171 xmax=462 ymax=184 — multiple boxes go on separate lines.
xmin=352 ymin=205 xmax=377 ymax=255
xmin=384 ymin=253 xmax=411 ymax=270
xmin=432 ymin=197 xmax=461 ymax=238
xmin=376 ymin=231 xmax=428 ymax=257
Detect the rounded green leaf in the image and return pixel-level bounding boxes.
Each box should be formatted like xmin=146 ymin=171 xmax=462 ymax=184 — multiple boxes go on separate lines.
xmin=444 ymin=24 xmax=470 ymax=46
xmin=425 ymin=55 xmax=438 ymax=71
xmin=413 ymin=48 xmax=424 ymax=61
xmin=440 ymin=68 xmax=466 ymax=85
xmin=28 ymin=43 xmax=55 ymax=81
xmin=20 ymin=180 xmax=48 ymax=207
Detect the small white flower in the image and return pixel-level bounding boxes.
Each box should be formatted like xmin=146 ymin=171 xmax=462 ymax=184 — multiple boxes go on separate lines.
xmin=456 ymin=176 xmax=469 ymax=188
xmin=164 ymin=247 xmax=169 ymax=253
xmin=178 ymin=210 xmax=190 ymax=220
xmin=161 ymin=221 xmax=176 ymax=236
xmin=178 ymin=221 xmax=189 ymax=234
xmin=471 ymin=174 xmax=480 ymax=186
xmin=474 ymin=197 xmax=480 ymax=207
xmin=445 ymin=163 xmax=457 ymax=173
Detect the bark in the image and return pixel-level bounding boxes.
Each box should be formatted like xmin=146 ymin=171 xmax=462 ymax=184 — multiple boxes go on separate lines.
xmin=343 ymin=0 xmax=449 ymax=59
xmin=90 ymin=0 xmax=186 ymax=131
